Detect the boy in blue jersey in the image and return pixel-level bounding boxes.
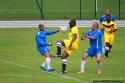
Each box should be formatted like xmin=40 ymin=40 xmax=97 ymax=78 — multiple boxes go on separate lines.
xmin=35 ymin=24 xmax=59 ymax=71
xmin=78 ymin=22 xmax=103 ymax=75
xmin=100 ymin=9 xmax=115 ymax=23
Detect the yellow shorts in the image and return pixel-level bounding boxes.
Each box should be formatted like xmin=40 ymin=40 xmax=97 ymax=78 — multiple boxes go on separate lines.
xmin=64 ymin=39 xmax=78 ymax=55
xmin=104 ymin=34 xmax=114 ymax=45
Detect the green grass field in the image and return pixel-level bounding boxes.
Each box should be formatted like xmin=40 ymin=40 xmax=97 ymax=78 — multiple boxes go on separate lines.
xmin=0 ymin=0 xmax=125 ymax=20
xmin=0 ymin=27 xmax=125 ymax=83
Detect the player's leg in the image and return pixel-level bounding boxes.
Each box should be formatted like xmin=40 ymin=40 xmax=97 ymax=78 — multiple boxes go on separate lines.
xmin=104 ymin=35 xmax=109 ymax=57
xmin=37 ymin=47 xmax=47 ymax=71
xmin=55 ymin=40 xmax=65 ymax=57
xmin=61 ymin=50 xmax=69 ymax=74
xmin=104 ymin=35 xmax=114 ymax=58
xmin=78 ymin=53 xmax=89 ymax=74
xmin=108 ymin=35 xmax=114 ymax=53
xmin=40 ymin=59 xmax=47 ymax=71
xmin=96 ymin=54 xmax=102 ymax=74
xmin=39 ymin=47 xmax=55 ymax=71
xmin=44 ymin=52 xmax=55 ymax=71
xmin=104 ymin=42 xmax=112 ymax=57
xmin=104 ymin=42 xmax=110 ymax=57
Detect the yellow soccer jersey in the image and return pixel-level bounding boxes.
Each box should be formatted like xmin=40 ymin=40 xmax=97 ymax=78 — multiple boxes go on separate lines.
xmin=101 ymin=21 xmax=117 ymax=45
xmin=69 ymin=26 xmax=79 ymax=48
xmin=101 ymin=21 xmax=117 ymax=35
xmin=63 ymin=26 xmax=79 ymax=55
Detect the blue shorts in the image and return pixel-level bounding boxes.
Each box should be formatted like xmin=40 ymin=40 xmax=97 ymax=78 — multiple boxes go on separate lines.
xmin=86 ymin=47 xmax=102 ymax=57
xmin=37 ymin=46 xmax=49 ymax=55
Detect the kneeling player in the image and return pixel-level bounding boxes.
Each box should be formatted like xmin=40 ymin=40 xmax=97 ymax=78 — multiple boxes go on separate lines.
xmin=78 ymin=22 xmax=103 ymax=75
xmin=35 ymin=24 xmax=59 ymax=71
xmin=56 ymin=19 xmax=79 ymax=74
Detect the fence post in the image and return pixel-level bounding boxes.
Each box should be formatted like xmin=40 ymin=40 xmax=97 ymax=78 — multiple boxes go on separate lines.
xmin=119 ymin=0 xmax=120 ymax=20
xmin=35 ymin=0 xmax=44 ymax=19
xmin=80 ymin=0 xmax=82 ymax=20
xmin=94 ymin=0 xmax=97 ymax=19
xmin=41 ymin=0 xmax=44 ymax=19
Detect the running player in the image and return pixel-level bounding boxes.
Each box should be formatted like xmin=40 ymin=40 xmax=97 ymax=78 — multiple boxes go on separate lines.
xmin=101 ymin=16 xmax=118 ymax=58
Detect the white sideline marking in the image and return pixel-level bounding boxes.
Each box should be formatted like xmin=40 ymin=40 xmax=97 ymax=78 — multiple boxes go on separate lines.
xmin=0 ymin=59 xmax=90 ymax=83
xmin=0 ymin=59 xmax=33 ymax=70
xmin=0 ymin=74 xmax=42 ymax=80
xmin=44 ymin=71 xmax=85 ymax=83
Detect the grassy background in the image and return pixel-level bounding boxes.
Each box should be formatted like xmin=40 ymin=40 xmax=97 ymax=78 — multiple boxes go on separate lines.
xmin=0 ymin=27 xmax=124 ymax=83
xmin=0 ymin=0 xmax=125 ymax=20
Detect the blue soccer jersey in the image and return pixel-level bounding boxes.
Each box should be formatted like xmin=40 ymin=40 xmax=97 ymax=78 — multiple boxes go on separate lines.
xmin=35 ymin=30 xmax=57 ymax=55
xmin=100 ymin=15 xmax=115 ymax=23
xmin=86 ymin=29 xmax=103 ymax=57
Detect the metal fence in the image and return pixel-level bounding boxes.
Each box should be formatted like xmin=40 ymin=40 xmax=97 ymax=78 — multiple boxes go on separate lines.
xmin=0 ymin=0 xmax=124 ymax=20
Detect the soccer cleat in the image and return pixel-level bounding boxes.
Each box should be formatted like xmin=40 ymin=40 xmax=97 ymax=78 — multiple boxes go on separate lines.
xmin=47 ymin=68 xmax=55 ymax=72
xmin=104 ymin=55 xmax=109 ymax=58
xmin=60 ymin=71 xmax=67 ymax=74
xmin=96 ymin=69 xmax=101 ymax=75
xmin=40 ymin=65 xmax=46 ymax=71
xmin=78 ymin=70 xmax=84 ymax=74
xmin=54 ymin=55 xmax=61 ymax=58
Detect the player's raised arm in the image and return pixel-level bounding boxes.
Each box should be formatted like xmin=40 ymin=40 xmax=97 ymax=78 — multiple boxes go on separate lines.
xmin=45 ymin=29 xmax=59 ymax=35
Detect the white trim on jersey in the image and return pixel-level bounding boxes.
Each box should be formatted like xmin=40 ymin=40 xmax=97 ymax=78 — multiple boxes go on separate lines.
xmin=97 ymin=38 xmax=99 ymax=49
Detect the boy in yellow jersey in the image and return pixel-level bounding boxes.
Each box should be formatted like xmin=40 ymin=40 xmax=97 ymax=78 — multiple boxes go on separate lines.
xmin=101 ymin=16 xmax=118 ymax=58
xmin=56 ymin=19 xmax=79 ymax=74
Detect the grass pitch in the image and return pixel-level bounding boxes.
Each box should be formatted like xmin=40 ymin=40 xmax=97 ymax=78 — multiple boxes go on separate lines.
xmin=0 ymin=27 xmax=125 ymax=83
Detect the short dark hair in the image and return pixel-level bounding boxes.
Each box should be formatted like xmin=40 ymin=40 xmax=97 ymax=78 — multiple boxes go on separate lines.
xmin=70 ymin=19 xmax=76 ymax=25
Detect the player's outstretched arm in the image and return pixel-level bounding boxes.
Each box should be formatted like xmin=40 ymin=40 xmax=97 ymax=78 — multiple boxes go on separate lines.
xmin=45 ymin=29 xmax=59 ymax=35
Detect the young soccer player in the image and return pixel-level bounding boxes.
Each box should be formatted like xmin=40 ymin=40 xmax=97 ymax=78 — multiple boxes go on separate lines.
xmin=101 ymin=16 xmax=118 ymax=58
xmin=78 ymin=22 xmax=103 ymax=75
xmin=100 ymin=9 xmax=115 ymax=23
xmin=56 ymin=19 xmax=79 ymax=74
xmin=35 ymin=24 xmax=59 ymax=71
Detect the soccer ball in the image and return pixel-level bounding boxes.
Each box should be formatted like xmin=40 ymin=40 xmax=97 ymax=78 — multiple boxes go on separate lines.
xmin=60 ymin=26 xmax=68 ymax=32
